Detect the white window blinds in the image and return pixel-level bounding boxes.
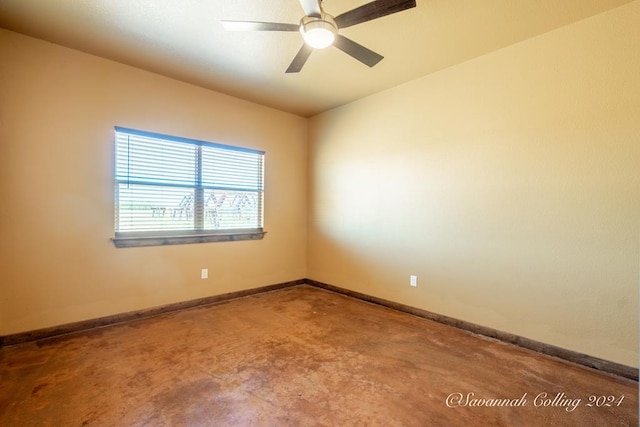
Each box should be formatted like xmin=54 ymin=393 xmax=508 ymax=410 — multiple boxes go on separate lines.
xmin=114 ymin=127 xmax=264 ymax=242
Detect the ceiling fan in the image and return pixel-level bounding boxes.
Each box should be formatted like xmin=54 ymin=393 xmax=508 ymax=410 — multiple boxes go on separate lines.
xmin=221 ymin=0 xmax=417 ymax=73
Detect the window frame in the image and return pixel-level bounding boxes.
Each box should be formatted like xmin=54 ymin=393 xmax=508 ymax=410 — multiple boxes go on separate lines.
xmin=112 ymin=127 xmax=265 ymax=248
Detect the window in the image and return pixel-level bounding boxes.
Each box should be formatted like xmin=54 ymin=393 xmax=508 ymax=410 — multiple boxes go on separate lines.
xmin=113 ymin=127 xmax=265 ymax=248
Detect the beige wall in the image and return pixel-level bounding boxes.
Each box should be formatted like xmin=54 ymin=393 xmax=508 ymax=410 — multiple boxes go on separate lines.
xmin=308 ymin=2 xmax=639 ymax=367
xmin=0 ymin=29 xmax=308 ymax=335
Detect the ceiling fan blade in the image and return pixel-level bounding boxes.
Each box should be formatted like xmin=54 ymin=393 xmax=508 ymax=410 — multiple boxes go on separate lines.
xmin=286 ymin=44 xmax=314 ymax=73
xmin=333 ymin=35 xmax=383 ymax=67
xmin=221 ymin=21 xmax=299 ymax=31
xmin=299 ymin=0 xmax=322 ymax=17
xmin=334 ymin=0 xmax=416 ymax=29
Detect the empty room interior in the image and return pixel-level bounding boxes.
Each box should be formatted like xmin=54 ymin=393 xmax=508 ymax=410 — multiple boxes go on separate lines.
xmin=0 ymin=0 xmax=638 ymax=425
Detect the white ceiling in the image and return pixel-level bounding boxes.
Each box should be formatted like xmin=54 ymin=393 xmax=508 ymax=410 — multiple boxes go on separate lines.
xmin=0 ymin=0 xmax=633 ymax=117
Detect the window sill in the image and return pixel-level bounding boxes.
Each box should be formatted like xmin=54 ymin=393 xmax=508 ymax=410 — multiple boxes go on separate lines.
xmin=112 ymin=230 xmax=266 ymax=248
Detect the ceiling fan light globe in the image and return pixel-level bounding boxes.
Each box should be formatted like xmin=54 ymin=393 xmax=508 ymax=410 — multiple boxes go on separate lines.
xmin=300 ymin=15 xmax=337 ymax=49
xmin=304 ymin=27 xmax=335 ymax=49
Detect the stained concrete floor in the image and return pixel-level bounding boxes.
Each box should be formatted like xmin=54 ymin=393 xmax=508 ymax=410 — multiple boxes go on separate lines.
xmin=0 ymin=285 xmax=637 ymax=426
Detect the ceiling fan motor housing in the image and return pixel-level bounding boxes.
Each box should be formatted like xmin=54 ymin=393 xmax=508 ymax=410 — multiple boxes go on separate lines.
xmin=299 ymin=13 xmax=337 ymax=49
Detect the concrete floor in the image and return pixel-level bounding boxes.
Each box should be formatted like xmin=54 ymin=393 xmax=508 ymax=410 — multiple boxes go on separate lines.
xmin=0 ymin=285 xmax=637 ymax=426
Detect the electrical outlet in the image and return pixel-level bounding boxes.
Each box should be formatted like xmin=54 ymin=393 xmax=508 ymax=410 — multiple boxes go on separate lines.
xmin=410 ymin=275 xmax=417 ymax=287
xmin=201 ymin=268 xmax=208 ymax=279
